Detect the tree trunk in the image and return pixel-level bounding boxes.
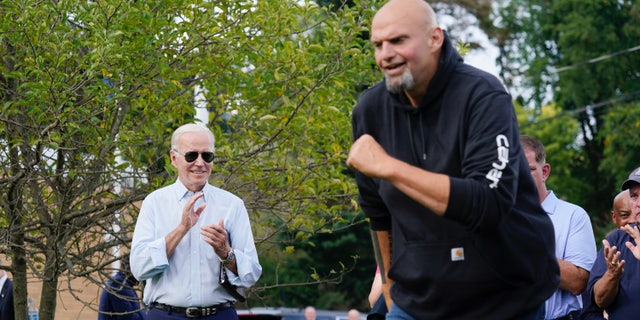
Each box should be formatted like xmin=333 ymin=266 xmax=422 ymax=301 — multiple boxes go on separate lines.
xmin=7 ymin=119 xmax=29 ymax=320
xmin=40 ymin=264 xmax=59 ymax=320
xmin=11 ymin=233 xmax=28 ymax=320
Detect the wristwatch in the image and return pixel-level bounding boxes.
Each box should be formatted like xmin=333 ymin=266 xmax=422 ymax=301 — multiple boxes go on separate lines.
xmin=219 ymin=248 xmax=235 ymax=266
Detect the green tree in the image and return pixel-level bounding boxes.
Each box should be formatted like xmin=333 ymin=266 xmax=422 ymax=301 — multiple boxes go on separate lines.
xmin=597 ymin=102 xmax=640 ymax=236
xmin=318 ymin=0 xmax=496 ymax=52
xmin=0 ymin=0 xmax=380 ymax=319
xmin=255 ymin=210 xmax=374 ymax=310
xmin=517 ymin=102 xmax=584 ymax=204
xmin=495 ymin=0 xmax=640 ymax=217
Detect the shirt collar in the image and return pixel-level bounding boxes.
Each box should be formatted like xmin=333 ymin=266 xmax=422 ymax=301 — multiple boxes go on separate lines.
xmin=172 ymin=180 xmax=210 ymax=202
xmin=0 ymin=273 xmax=7 ymax=292
xmin=541 ymin=190 xmax=558 ymax=215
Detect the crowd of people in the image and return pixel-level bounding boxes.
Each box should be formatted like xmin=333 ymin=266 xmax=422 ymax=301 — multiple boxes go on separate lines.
xmin=520 ymin=135 xmax=597 ymax=319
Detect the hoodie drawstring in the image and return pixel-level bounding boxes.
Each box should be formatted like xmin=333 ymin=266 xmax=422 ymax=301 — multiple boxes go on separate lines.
xmin=407 ymin=115 xmax=427 ymax=163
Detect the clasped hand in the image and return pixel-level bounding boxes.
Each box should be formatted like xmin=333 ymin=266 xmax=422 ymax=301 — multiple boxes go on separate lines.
xmin=201 ymin=219 xmax=230 ymax=259
xmin=347 ymin=134 xmax=392 ymax=179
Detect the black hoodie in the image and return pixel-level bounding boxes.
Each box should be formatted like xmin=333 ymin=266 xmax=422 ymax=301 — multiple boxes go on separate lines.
xmin=351 ymin=33 xmax=559 ymax=319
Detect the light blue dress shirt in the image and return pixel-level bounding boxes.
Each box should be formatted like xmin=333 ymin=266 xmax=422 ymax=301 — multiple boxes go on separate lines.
xmin=130 ymin=180 xmax=262 ymax=307
xmin=542 ymin=191 xmax=596 ymax=319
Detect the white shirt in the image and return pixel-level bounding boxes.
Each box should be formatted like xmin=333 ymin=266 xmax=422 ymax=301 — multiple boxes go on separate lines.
xmin=130 ymin=180 xmax=262 ymax=307
xmin=0 ymin=272 xmax=7 ymax=299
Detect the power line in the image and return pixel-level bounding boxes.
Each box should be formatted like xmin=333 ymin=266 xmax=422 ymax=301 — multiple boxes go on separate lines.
xmin=549 ymin=45 xmax=640 ymax=74
xmin=520 ymin=90 xmax=640 ymax=128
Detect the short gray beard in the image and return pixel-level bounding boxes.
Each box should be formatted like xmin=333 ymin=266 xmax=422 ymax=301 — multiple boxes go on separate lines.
xmin=385 ymin=69 xmax=415 ymax=94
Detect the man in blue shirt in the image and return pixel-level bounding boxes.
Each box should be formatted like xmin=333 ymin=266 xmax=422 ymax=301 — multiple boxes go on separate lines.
xmin=131 ymin=124 xmax=262 ymax=319
xmin=609 ymin=190 xmax=636 ymax=228
xmin=0 ymin=258 xmax=14 ymax=320
xmin=521 ymin=135 xmax=597 ymax=320
xmin=585 ymin=166 xmax=640 ymax=319
xmin=579 ymin=190 xmax=635 ymax=320
xmin=99 ymin=259 xmax=146 ymax=320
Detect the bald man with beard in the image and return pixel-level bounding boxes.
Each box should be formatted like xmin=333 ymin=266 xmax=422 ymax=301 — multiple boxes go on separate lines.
xmin=346 ymin=0 xmax=558 ymax=319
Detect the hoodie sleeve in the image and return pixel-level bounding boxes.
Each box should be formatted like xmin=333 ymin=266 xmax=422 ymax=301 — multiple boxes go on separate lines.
xmin=443 ymin=87 xmax=524 ymax=232
xmin=351 ymin=87 xmax=393 ymax=231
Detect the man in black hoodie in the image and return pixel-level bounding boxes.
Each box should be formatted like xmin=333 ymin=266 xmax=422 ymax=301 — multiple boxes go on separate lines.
xmin=346 ymin=0 xmax=559 ymax=319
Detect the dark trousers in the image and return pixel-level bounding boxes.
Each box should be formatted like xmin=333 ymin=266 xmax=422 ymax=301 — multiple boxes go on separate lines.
xmin=553 ymin=310 xmax=581 ymax=320
xmin=386 ymin=303 xmax=545 ymax=320
xmin=147 ymin=307 xmax=238 ymax=320
xmin=517 ymin=303 xmax=545 ymax=320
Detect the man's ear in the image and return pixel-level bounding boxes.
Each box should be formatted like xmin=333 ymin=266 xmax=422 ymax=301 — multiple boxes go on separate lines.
xmin=542 ymin=163 xmax=551 ymax=182
xmin=430 ymin=27 xmax=444 ymax=50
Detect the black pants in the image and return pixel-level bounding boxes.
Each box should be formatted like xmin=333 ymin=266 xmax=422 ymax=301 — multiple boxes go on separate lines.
xmin=147 ymin=307 xmax=238 ymax=320
xmin=553 ymin=310 xmax=581 ymax=320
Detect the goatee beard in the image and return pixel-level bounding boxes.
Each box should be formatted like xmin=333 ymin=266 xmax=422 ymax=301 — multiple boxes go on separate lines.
xmin=385 ymin=69 xmax=415 ymax=94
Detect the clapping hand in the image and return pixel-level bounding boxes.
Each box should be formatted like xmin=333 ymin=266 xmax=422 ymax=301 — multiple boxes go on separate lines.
xmin=602 ymin=239 xmax=624 ymax=276
xmin=182 ymin=192 xmax=206 ymax=229
xmin=622 ymin=224 xmax=640 ymax=260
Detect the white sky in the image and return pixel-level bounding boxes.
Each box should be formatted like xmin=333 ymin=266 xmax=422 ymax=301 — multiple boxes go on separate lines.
xmin=464 ymin=40 xmax=501 ymax=77
xmin=438 ymin=13 xmax=501 ymax=78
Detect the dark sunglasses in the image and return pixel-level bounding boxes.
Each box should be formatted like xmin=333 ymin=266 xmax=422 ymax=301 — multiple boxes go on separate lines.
xmin=173 ymin=149 xmax=215 ymax=163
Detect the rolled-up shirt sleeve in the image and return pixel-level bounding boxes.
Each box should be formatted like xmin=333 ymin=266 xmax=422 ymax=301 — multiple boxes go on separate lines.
xmin=130 ymin=195 xmax=170 ymax=281
xmin=224 ymin=202 xmax=262 ymax=287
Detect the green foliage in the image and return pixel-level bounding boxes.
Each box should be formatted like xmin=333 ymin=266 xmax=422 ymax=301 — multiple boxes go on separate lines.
xmin=516 ymin=101 xmax=640 ymax=240
xmin=499 ymin=0 xmax=640 ymax=233
xmin=517 ymin=102 xmax=588 ymax=204
xmin=2 ymin=0 xmax=557 ymax=317
xmin=496 ymin=0 xmax=640 ymax=116
xmin=254 ymin=211 xmax=374 ymax=310
xmin=597 ymin=102 xmax=640 ymax=236
xmin=600 ymin=103 xmax=640 ymax=182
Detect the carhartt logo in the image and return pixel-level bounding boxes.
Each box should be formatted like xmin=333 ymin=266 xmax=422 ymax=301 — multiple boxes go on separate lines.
xmin=451 ymin=247 xmax=464 ymax=261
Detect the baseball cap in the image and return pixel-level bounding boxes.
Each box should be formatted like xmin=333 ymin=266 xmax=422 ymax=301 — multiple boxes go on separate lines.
xmin=621 ymin=166 xmax=640 ymax=190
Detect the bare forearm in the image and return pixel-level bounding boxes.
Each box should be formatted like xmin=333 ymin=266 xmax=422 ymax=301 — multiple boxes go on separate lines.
xmin=368 ymin=273 xmax=382 ymax=308
xmin=226 ymin=260 xmax=238 ymax=275
xmin=372 ymin=229 xmax=393 ymax=309
xmin=557 ymin=259 xmax=589 ymax=295
xmin=593 ymin=273 xmax=620 ymax=308
xmin=165 ymin=225 xmax=189 ymax=258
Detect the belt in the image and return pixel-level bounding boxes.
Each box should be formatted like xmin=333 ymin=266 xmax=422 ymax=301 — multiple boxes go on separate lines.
xmin=553 ymin=310 xmax=580 ymax=320
xmin=151 ymin=302 xmax=233 ymax=318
